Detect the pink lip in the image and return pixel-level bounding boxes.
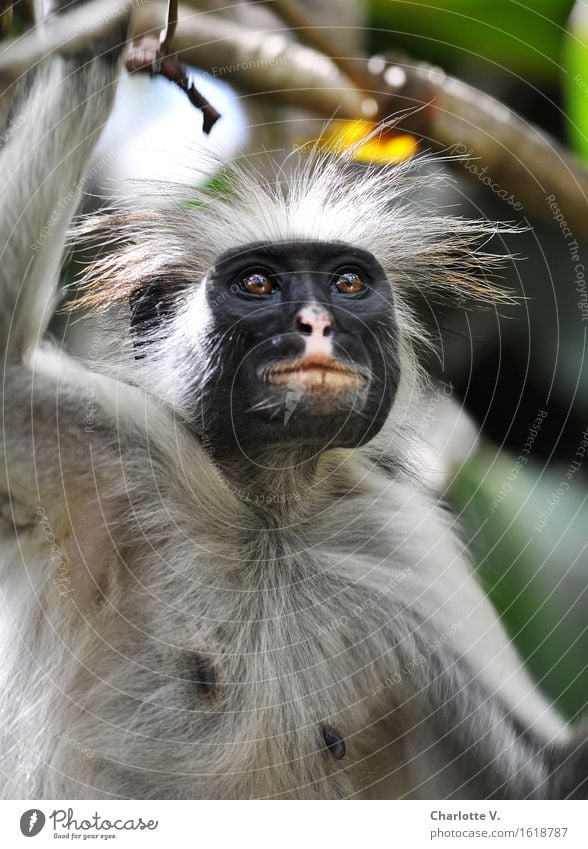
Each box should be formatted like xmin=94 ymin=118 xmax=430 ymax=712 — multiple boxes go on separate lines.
xmin=265 ymin=356 xmax=366 ymax=390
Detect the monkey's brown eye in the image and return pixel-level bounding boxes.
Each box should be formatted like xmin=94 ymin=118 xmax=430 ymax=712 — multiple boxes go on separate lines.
xmin=240 ymin=273 xmax=275 ymax=295
xmin=333 ymin=272 xmax=365 ymax=294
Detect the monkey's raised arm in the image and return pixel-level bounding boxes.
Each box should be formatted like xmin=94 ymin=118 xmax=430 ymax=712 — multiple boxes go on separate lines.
xmin=0 ymin=2 xmax=131 ymax=513
xmin=0 ymin=2 xmax=126 ymax=366
xmin=0 ymin=3 xmax=134 ymax=608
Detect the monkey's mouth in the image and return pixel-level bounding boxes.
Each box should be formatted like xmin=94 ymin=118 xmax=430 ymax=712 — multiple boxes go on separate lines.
xmin=264 ymin=355 xmax=367 ymax=392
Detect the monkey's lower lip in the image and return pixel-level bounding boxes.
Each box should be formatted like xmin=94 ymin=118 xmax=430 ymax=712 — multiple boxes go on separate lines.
xmin=265 ymin=358 xmax=366 ymax=391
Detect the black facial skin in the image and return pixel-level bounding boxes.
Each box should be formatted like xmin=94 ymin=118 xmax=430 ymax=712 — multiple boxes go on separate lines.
xmin=130 ymin=279 xmax=187 ymax=359
xmin=195 ymin=241 xmax=401 ymax=458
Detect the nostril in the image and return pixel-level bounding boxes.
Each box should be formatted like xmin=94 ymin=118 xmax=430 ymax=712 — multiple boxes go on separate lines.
xmin=295 ymin=316 xmax=313 ymax=335
xmin=323 ymin=323 xmax=332 ymax=338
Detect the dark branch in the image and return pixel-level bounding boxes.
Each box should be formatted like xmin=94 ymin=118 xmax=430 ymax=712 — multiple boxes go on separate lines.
xmin=160 ymin=0 xmax=178 ymax=54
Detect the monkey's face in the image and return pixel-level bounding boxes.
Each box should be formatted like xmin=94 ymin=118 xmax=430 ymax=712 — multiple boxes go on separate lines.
xmin=197 ymin=241 xmax=401 ymax=454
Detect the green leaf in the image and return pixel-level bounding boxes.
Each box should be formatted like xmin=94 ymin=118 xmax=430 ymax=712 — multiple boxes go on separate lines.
xmin=563 ymin=1 xmax=588 ymax=161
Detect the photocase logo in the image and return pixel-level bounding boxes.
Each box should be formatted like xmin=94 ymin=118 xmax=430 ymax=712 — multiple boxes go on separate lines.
xmin=19 ymin=809 xmax=46 ymax=837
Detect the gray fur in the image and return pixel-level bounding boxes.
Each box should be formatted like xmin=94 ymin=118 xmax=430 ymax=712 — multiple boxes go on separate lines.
xmin=0 ymin=5 xmax=585 ymax=800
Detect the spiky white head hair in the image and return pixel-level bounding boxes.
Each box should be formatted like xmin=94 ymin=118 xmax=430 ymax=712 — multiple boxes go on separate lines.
xmin=75 ymin=140 xmax=512 ymax=314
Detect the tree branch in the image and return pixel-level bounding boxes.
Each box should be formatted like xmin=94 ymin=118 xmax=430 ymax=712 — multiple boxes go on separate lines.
xmin=160 ymin=0 xmax=178 ymax=52
xmin=378 ymin=56 xmax=588 ymax=235
xmin=0 ymin=0 xmax=132 ymax=82
xmin=2 ymin=0 xmax=587 ymax=238
xmin=135 ymin=4 xmax=588 ymax=236
xmin=126 ymin=0 xmax=221 ymax=134
xmin=253 ymin=0 xmax=376 ymax=95
xmin=132 ymin=4 xmax=377 ymax=119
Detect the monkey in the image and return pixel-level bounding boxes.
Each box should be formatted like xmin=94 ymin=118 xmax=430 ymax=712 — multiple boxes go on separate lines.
xmin=0 ymin=1 xmax=586 ymax=800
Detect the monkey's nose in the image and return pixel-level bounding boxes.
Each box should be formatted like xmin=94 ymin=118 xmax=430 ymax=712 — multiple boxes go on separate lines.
xmin=294 ymin=305 xmax=333 ymax=337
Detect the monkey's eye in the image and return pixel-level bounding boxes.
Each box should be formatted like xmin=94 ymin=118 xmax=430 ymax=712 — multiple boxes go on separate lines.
xmin=239 ymin=272 xmax=276 ymax=296
xmin=332 ymin=271 xmax=366 ymax=295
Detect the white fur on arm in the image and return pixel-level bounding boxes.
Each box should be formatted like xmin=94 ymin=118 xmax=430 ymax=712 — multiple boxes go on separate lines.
xmin=0 ymin=26 xmax=123 ymax=363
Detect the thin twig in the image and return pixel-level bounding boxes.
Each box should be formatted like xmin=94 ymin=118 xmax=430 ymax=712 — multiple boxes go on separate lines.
xmin=132 ymin=5 xmax=370 ymax=118
xmin=160 ymin=52 xmax=221 ymax=132
xmin=160 ymin=0 xmax=178 ymax=53
xmin=125 ymin=0 xmax=220 ymax=134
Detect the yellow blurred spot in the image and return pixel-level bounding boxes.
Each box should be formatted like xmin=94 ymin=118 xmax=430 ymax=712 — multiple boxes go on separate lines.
xmin=317 ymin=120 xmax=418 ymax=164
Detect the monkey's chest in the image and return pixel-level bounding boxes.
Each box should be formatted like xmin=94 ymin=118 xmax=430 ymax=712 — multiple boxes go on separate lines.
xmin=89 ymin=557 xmax=405 ymax=799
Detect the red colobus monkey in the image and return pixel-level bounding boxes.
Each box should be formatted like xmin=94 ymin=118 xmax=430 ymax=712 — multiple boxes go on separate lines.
xmin=0 ymin=0 xmax=585 ymax=799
